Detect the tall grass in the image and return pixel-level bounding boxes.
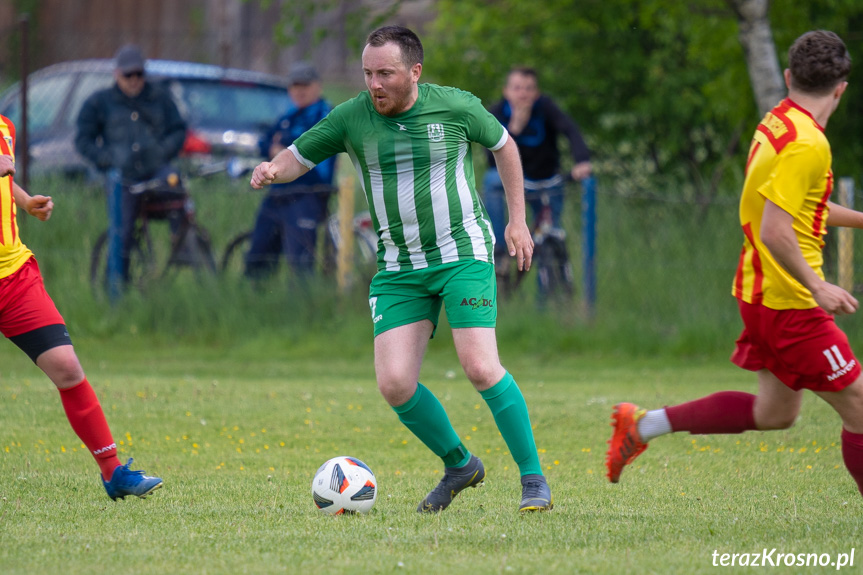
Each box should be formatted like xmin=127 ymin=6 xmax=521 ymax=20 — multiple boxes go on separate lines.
xmin=17 ymin=172 xmax=863 ymax=360
xmin=19 ymin=175 xmax=372 ymax=355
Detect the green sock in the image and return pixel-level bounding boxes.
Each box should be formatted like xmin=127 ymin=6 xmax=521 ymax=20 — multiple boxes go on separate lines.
xmin=392 ymin=383 xmax=471 ymax=468
xmin=480 ymin=372 xmax=543 ymax=476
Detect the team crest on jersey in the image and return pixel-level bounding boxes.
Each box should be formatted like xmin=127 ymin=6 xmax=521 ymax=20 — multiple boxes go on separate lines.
xmin=427 ymin=123 xmax=444 ymax=142
xmin=762 ymin=113 xmax=789 ymax=140
xmin=756 ymin=105 xmax=796 ymax=153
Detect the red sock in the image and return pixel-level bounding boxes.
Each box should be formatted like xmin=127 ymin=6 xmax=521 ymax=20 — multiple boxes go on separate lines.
xmin=841 ymin=428 xmax=863 ymax=497
xmin=58 ymin=378 xmax=121 ymax=481
xmin=666 ymin=391 xmax=757 ymax=434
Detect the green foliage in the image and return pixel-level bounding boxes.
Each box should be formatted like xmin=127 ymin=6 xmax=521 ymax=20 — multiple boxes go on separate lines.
xmin=426 ymin=0 xmax=752 ymax=202
xmin=425 ymin=0 xmax=863 ymax=199
xmin=768 ymin=0 xmax=863 ymax=183
xmin=245 ymin=0 xmax=409 ymax=56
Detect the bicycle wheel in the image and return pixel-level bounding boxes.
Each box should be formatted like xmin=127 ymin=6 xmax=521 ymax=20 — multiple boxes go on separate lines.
xmin=220 ymin=231 xmax=253 ymax=278
xmin=535 ymin=236 xmax=574 ymax=300
xmin=90 ymin=228 xmax=155 ymax=295
xmin=165 ymin=223 xmax=218 ymax=277
xmin=495 ymin=252 xmax=528 ymax=298
xmin=353 ymin=223 xmax=380 ymax=279
xmin=325 ymin=212 xmax=379 ymax=282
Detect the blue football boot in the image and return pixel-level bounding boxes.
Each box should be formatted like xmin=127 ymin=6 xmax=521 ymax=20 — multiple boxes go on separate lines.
xmin=102 ymin=458 xmax=163 ymax=500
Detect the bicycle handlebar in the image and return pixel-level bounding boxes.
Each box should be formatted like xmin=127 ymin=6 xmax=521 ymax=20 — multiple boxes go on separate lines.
xmin=127 ymin=173 xmax=184 ymax=195
xmin=254 ymin=183 xmax=336 ymax=197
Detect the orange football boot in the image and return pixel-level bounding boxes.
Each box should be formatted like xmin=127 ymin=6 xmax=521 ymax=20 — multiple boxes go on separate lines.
xmin=606 ymin=402 xmax=649 ymax=483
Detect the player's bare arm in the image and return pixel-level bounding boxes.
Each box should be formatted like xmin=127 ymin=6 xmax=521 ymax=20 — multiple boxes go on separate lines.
xmin=761 ymin=199 xmax=858 ymax=315
xmin=826 ymin=201 xmax=863 ymax=228
xmin=493 ymin=136 xmax=533 ymax=271
xmin=12 ymin=182 xmax=53 ymax=222
xmin=250 ymin=147 xmax=310 ymax=189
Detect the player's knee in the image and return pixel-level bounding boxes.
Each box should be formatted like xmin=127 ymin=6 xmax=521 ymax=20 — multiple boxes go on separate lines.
xmin=758 ymin=411 xmax=798 ymax=431
xmin=461 ymin=361 xmax=498 ymax=389
xmin=375 ymin=373 xmax=414 ymax=406
xmin=50 ymin=363 xmax=85 ymax=389
xmin=36 ymin=347 xmax=85 ymax=388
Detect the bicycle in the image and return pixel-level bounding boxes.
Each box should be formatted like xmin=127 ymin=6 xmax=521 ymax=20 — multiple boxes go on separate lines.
xmin=220 ymin=185 xmax=379 ymax=282
xmin=496 ymin=174 xmax=591 ymax=301
xmin=90 ymin=168 xmax=217 ymax=294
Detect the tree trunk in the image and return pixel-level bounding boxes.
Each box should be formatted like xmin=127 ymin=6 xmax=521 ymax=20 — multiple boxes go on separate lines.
xmin=726 ymin=0 xmax=785 ymax=117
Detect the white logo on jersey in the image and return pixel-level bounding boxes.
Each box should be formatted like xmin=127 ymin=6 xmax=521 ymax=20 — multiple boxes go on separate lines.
xmin=396 ymin=123 xmax=407 ymax=131
xmin=427 ymin=124 xmax=444 ymax=142
xmin=824 ymin=345 xmax=857 ymax=381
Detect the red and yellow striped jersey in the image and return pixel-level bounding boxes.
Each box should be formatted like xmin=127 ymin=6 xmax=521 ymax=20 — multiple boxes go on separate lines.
xmin=0 ymin=115 xmax=32 ymax=279
xmin=732 ymin=99 xmax=832 ymax=310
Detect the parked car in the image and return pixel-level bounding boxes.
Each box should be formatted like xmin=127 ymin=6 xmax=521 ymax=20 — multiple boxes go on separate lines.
xmin=0 ymin=59 xmax=292 ymax=178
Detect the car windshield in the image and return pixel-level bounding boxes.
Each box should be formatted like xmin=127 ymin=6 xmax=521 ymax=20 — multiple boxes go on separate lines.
xmin=4 ymin=73 xmax=76 ymax=133
xmin=169 ymin=79 xmax=289 ymax=130
xmin=60 ymin=71 xmax=114 ymax=130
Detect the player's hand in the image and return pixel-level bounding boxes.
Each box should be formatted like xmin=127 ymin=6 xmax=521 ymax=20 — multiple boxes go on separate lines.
xmin=812 ymin=280 xmax=859 ymax=315
xmin=250 ymin=161 xmax=278 ymax=189
xmin=505 ymin=220 xmax=534 ymax=271
xmin=25 ymin=195 xmax=53 ymax=221
xmin=0 ymin=155 xmax=15 ymax=177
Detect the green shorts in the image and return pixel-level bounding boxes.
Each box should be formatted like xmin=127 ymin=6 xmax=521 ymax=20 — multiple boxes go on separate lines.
xmin=368 ymin=260 xmax=497 ymax=337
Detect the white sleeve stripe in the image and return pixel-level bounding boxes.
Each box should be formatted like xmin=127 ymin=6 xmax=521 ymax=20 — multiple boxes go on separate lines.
xmin=288 ymin=144 xmax=317 ymax=170
xmin=488 ymin=129 xmax=509 ymax=152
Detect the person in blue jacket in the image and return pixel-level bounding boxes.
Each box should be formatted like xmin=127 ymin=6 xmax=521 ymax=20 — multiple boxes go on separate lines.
xmin=246 ymin=62 xmax=336 ymax=279
xmin=484 ymin=67 xmax=591 ymax=262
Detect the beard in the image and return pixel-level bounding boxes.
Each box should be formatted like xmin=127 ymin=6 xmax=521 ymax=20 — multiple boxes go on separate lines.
xmin=369 ymin=78 xmax=414 ymax=117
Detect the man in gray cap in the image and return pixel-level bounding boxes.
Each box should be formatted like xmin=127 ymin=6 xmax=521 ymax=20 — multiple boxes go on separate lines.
xmin=246 ymin=61 xmax=335 ymax=280
xmin=75 ymin=44 xmax=187 ymax=298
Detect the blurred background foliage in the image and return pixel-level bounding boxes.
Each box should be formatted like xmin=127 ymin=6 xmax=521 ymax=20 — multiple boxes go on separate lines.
xmin=423 ymin=0 xmax=863 ymax=203
xmin=4 ymin=0 xmax=863 ymax=360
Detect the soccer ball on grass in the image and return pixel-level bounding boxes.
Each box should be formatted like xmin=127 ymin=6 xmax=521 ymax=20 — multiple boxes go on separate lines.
xmin=311 ymin=456 xmax=377 ymax=515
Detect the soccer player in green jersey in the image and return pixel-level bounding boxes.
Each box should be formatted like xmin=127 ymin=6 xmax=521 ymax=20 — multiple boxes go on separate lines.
xmin=251 ymin=25 xmax=552 ymax=512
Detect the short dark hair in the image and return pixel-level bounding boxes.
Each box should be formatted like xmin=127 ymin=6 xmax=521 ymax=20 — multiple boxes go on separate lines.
xmin=366 ymin=25 xmax=424 ymax=68
xmin=508 ymin=66 xmax=538 ymax=81
xmin=788 ymin=30 xmax=851 ymax=95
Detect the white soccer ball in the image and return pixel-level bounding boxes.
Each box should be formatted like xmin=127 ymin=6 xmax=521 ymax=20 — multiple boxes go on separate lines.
xmin=311 ymin=456 xmax=377 ymax=515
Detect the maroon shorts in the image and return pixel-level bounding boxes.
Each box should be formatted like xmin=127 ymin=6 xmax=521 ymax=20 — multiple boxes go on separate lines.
xmin=731 ymin=298 xmax=860 ymax=392
xmin=0 ymin=257 xmax=65 ymax=337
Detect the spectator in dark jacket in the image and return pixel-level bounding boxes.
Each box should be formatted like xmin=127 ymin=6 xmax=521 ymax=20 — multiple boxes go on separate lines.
xmin=75 ymin=45 xmax=186 ymax=295
xmin=484 ymin=67 xmax=591 ymax=260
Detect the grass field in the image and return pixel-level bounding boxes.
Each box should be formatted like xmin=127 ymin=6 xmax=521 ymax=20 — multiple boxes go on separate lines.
xmin=3 ymin=173 xmax=863 ymax=574
xmin=2 ymin=338 xmax=861 ymax=574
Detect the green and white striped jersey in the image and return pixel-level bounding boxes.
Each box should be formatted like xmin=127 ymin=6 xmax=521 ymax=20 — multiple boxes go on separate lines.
xmin=289 ymin=83 xmax=508 ymax=272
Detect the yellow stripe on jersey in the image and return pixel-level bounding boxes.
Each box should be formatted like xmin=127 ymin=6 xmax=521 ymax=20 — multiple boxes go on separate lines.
xmin=732 ymin=99 xmax=831 ymax=310
xmin=0 ymin=115 xmax=33 ymax=279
